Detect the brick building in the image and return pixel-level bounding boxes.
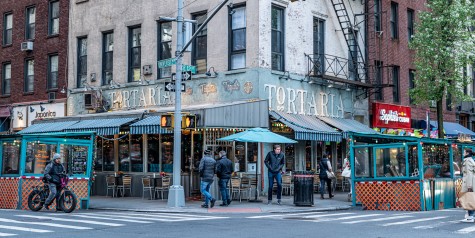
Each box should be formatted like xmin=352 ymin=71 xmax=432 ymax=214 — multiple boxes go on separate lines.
xmin=0 ymin=0 xmax=69 ymax=133
xmin=366 ymin=0 xmax=458 ymax=136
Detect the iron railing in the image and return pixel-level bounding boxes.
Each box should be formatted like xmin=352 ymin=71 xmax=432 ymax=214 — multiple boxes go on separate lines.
xmin=306 ymin=53 xmax=366 ymax=82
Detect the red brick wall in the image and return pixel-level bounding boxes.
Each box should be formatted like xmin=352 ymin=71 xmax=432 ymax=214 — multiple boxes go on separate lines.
xmin=367 ymin=0 xmax=456 ymax=123
xmin=0 ymin=0 xmax=69 ymax=106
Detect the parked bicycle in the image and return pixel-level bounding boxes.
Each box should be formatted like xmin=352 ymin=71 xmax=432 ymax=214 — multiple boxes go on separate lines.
xmin=27 ymin=175 xmax=77 ymax=213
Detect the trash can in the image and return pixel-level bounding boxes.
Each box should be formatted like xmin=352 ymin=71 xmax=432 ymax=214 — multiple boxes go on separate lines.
xmin=293 ymin=171 xmax=314 ymax=206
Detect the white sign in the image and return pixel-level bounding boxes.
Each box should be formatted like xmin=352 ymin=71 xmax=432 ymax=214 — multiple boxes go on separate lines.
xmin=12 ymin=106 xmax=27 ymax=129
xmin=247 ymin=163 xmax=256 ymax=172
xmin=27 ymin=103 xmax=65 ymax=126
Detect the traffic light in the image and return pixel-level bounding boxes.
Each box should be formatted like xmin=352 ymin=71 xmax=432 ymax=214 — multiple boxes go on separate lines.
xmin=160 ymin=115 xmax=174 ymax=128
xmin=182 ymin=115 xmax=196 ymax=129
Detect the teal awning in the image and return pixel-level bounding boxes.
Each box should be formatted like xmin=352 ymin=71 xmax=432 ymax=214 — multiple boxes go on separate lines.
xmin=18 ymin=121 xmax=79 ymax=134
xmin=218 ymin=127 xmax=297 ymax=143
xmin=129 ymin=116 xmax=173 ymax=134
xmin=270 ymin=111 xmax=342 ymax=142
xmin=318 ymin=116 xmax=378 ymax=138
xmin=64 ymin=118 xmax=137 ymax=135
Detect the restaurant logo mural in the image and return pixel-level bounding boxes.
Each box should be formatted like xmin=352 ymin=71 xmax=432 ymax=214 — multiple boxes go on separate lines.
xmin=372 ymin=103 xmax=411 ymax=129
xmin=222 ymin=79 xmax=240 ymax=93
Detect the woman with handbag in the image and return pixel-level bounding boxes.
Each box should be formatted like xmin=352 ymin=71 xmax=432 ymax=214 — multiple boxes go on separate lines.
xmin=341 ymin=157 xmax=351 ymax=201
xmin=319 ymin=154 xmax=334 ymax=199
xmin=461 ymin=148 xmax=475 ymax=222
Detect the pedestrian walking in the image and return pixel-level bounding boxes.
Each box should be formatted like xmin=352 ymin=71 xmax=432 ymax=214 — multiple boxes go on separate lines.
xmin=216 ymin=150 xmax=234 ymax=206
xmin=199 ymin=149 xmax=216 ymax=208
xmin=461 ymin=148 xmax=475 ymax=222
xmin=341 ymin=156 xmax=351 ymax=201
xmin=264 ymin=144 xmax=285 ymax=205
xmin=319 ymin=154 xmax=334 ymax=199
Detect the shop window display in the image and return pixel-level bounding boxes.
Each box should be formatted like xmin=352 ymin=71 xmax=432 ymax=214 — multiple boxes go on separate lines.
xmin=61 ymin=144 xmax=88 ymax=175
xmin=235 ymin=142 xmax=246 ymax=172
xmin=119 ymin=135 xmax=130 ymax=172
xmin=453 ymin=146 xmax=462 ymax=177
xmin=161 ymin=134 xmax=173 ymax=173
xmin=130 ymin=135 xmax=143 ymax=172
xmin=422 ymin=144 xmax=450 ymax=178
xmin=148 ymin=135 xmax=160 ymax=172
xmin=2 ymin=142 xmax=20 ymax=174
xmin=247 ymin=143 xmax=258 ymax=173
xmin=285 ymin=144 xmax=294 ymax=172
xmin=354 ymin=146 xmax=372 ymax=178
xmin=375 ymin=147 xmax=406 ymax=177
xmin=95 ymin=137 xmax=114 ymax=171
xmin=305 ymin=141 xmax=312 ymax=171
xmin=25 ymin=142 xmax=57 ymax=174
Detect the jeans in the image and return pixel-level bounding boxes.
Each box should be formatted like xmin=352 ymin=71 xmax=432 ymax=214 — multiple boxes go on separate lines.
xmin=469 ymin=210 xmax=474 ymax=217
xmin=268 ymin=172 xmax=282 ymax=201
xmin=219 ymin=179 xmax=230 ymax=203
xmin=45 ymin=183 xmax=61 ymax=206
xmin=200 ymin=180 xmax=214 ymax=205
xmin=320 ymin=178 xmax=332 ymax=197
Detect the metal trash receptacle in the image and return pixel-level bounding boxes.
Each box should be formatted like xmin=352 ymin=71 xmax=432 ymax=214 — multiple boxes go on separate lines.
xmin=293 ymin=171 xmax=314 ymax=206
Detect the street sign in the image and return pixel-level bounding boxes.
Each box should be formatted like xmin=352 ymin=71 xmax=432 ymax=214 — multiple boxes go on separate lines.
xmin=164 ymin=82 xmax=186 ymax=92
xmin=157 ymin=58 xmax=177 ymax=69
xmin=172 ymin=71 xmax=192 ymax=81
xmin=182 ymin=64 xmax=197 ymax=74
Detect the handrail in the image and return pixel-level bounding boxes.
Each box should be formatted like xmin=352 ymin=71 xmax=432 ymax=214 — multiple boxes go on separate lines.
xmin=306 ymin=53 xmax=366 ymax=82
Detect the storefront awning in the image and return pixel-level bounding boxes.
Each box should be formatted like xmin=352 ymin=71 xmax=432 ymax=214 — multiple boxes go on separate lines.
xmin=129 ymin=116 xmax=173 ymax=135
xmin=430 ymin=121 xmax=475 ymax=138
xmin=318 ymin=116 xmax=378 ymax=138
xmin=270 ymin=111 xmax=342 ymax=142
xmin=18 ymin=121 xmax=79 ymax=134
xmin=0 ymin=106 xmax=10 ymax=117
xmin=64 ymin=118 xmax=137 ymax=135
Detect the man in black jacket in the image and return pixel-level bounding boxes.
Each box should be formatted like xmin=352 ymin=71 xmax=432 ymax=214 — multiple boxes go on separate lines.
xmin=265 ymin=144 xmax=285 ymax=205
xmin=199 ymin=149 xmax=216 ymax=208
xmin=216 ymin=151 xmax=234 ymax=206
xmin=44 ymin=153 xmax=65 ymax=210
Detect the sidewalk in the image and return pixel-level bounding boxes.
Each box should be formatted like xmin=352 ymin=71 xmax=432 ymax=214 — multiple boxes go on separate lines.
xmin=89 ymin=192 xmax=352 ymax=214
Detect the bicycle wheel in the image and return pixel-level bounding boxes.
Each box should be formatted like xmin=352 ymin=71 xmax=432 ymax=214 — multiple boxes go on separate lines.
xmin=27 ymin=190 xmax=44 ymax=211
xmin=59 ymin=191 xmax=77 ymax=213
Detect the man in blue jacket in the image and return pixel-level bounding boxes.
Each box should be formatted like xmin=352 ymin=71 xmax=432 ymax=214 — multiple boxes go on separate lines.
xmin=199 ymin=149 xmax=216 ymax=208
xmin=216 ymin=151 xmax=234 ymax=206
xmin=265 ymin=144 xmax=285 ymax=205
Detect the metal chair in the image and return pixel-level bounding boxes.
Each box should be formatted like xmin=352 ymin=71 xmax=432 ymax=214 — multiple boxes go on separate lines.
xmin=142 ymin=176 xmax=154 ymax=199
xmin=282 ymin=175 xmax=293 ymax=196
xmin=106 ymin=175 xmax=117 ymax=197
xmin=117 ymin=175 xmax=132 ymax=197
xmin=154 ymin=177 xmax=170 ymax=200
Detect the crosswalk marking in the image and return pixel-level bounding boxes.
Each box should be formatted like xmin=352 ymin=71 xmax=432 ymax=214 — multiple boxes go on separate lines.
xmin=93 ymin=212 xmax=228 ymax=222
xmin=68 ymin=215 xmax=152 ymax=224
xmin=100 ymin=212 xmax=228 ymax=219
xmin=247 ymin=212 xmax=326 ymax=219
xmin=0 ymin=233 xmax=16 ymax=237
xmin=456 ymin=224 xmax=475 ymax=234
xmin=312 ymin=214 xmax=382 ymax=222
xmin=0 ymin=225 xmax=52 ymax=233
xmin=382 ymin=216 xmax=447 ymax=226
xmin=16 ymin=215 xmax=124 ymax=227
xmin=343 ymin=215 xmax=413 ymax=224
xmin=0 ymin=218 xmax=92 ymax=230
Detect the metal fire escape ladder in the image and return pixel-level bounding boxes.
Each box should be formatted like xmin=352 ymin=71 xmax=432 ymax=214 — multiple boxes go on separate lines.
xmin=330 ymin=0 xmax=366 ymax=82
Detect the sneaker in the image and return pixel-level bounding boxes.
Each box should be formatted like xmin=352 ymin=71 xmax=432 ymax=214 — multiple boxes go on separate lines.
xmin=461 ymin=218 xmax=474 ymax=223
xmin=277 ymin=199 xmax=281 ymax=205
xmin=210 ymin=199 xmax=216 ymax=208
xmin=227 ymin=199 xmax=232 ymax=205
xmin=267 ymin=200 xmax=272 ymax=205
xmin=201 ymin=204 xmax=209 ymax=208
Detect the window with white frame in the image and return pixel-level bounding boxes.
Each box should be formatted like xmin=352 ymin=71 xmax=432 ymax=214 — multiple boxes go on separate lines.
xmin=48 ymin=55 xmax=58 ymax=89
xmin=24 ymin=59 xmax=34 ymax=93
xmin=77 ymin=37 xmax=87 ymax=88
xmin=48 ymin=1 xmax=59 ymax=35
xmin=129 ymin=26 xmax=141 ymax=82
xmin=192 ymin=12 xmax=208 ymax=74
xmin=271 ymin=6 xmax=284 ymax=71
xmin=2 ymin=63 xmax=11 ymax=95
xmin=230 ymin=6 xmax=246 ymax=70
xmin=158 ymin=22 xmax=172 ymax=78
xmin=26 ymin=6 xmax=36 ymax=40
xmin=3 ymin=13 xmax=12 ymax=45
xmin=102 ymin=32 xmax=113 ymax=85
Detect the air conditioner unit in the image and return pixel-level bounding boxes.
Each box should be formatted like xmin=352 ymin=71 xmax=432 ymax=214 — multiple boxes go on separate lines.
xmin=48 ymin=92 xmax=56 ymax=102
xmin=21 ymin=41 xmax=34 ymax=51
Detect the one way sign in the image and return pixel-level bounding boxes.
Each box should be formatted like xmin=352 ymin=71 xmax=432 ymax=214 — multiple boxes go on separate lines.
xmin=172 ymin=71 xmax=192 ymax=81
xmin=165 ymin=82 xmax=186 ymax=92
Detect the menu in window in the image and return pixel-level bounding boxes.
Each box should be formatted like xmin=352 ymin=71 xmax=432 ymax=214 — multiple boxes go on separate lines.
xmin=34 ymin=145 xmax=50 ymax=174
xmin=72 ymin=146 xmax=88 ymax=174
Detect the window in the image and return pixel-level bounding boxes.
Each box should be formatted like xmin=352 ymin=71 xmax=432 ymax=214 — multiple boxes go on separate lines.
xmin=130 ymin=135 xmax=143 ymax=172
xmin=119 ymin=135 xmax=130 ymax=172
xmin=2 ymin=142 xmax=20 ymax=175
xmin=77 ymin=37 xmax=87 ymax=88
xmin=407 ymin=9 xmax=414 ymax=42
xmin=375 ymin=61 xmax=383 ymax=100
xmin=3 ymin=13 xmax=12 ymax=45
xmin=158 ymin=22 xmax=172 ymax=78
xmin=271 ymin=6 xmax=285 ymax=71
xmin=148 ymin=135 xmax=160 ymax=172
xmin=376 ymin=147 xmax=406 ymax=177
xmin=25 ymin=6 xmax=36 ymax=40
xmin=374 ymin=0 xmax=382 ymax=32
xmin=25 ymin=142 xmax=57 ymax=174
xmin=102 ymin=32 xmax=113 ymax=85
xmin=229 ymin=6 xmax=246 ymax=70
xmin=24 ymin=59 xmax=34 ymax=92
xmin=390 ymin=2 xmax=398 ymax=39
xmin=128 ymin=26 xmax=141 ymax=82
xmin=2 ymin=63 xmax=11 ymax=95
xmin=392 ymin=66 xmax=400 ymax=103
xmin=313 ymin=18 xmax=325 ymax=76
xmin=48 ymin=55 xmax=58 ymax=89
xmin=349 ymin=29 xmax=359 ymax=80
xmin=48 ymin=1 xmax=59 ymax=35
xmin=446 ymin=92 xmax=452 ymax=111
xmin=409 ymin=70 xmax=415 ymax=104
xmin=192 ymin=12 xmax=207 ymax=74
xmin=95 ymin=137 xmax=114 ymax=172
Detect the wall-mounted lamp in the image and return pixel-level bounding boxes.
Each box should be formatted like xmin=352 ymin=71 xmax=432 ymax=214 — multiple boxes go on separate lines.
xmin=327 ymin=81 xmax=334 ymax=88
xmin=60 ymin=86 xmax=67 ymax=94
xmin=205 ymin=67 xmax=218 ymax=77
xmin=345 ymin=85 xmax=351 ymax=91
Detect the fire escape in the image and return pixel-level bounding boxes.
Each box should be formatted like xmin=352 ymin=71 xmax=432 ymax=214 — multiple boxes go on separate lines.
xmin=305 ymin=0 xmax=393 ymax=99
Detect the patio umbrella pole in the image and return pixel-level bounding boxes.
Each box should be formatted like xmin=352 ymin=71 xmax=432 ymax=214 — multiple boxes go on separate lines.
xmin=249 ymin=143 xmax=262 ymax=203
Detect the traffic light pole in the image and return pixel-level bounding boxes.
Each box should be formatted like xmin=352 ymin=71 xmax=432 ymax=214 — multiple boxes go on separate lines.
xmin=167 ymin=0 xmax=185 ymax=207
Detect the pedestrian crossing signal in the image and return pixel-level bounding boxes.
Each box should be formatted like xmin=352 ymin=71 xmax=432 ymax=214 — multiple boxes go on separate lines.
xmin=182 ymin=115 xmax=196 ymax=129
xmin=160 ymin=115 xmax=174 ymax=128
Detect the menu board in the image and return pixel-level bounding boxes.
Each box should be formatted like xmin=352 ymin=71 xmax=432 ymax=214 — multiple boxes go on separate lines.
xmin=71 ymin=146 xmax=88 ymax=174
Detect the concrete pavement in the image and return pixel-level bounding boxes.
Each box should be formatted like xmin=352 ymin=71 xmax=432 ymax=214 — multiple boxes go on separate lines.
xmin=89 ymin=192 xmax=352 ymax=213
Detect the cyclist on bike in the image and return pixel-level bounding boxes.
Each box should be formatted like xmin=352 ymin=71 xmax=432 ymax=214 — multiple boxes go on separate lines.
xmin=43 ymin=153 xmax=65 ymax=210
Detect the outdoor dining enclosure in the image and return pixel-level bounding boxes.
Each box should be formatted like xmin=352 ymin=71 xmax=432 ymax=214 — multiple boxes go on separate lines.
xmin=349 ymin=132 xmax=467 ymax=211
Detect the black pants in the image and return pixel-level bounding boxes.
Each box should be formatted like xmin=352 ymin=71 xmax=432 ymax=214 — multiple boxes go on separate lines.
xmin=320 ymin=178 xmax=332 ymax=197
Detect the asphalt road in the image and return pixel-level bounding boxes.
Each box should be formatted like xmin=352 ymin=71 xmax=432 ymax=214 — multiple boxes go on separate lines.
xmin=0 ymin=208 xmax=472 ymax=238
